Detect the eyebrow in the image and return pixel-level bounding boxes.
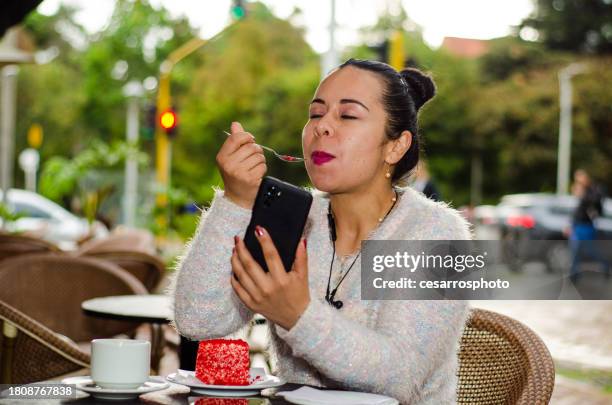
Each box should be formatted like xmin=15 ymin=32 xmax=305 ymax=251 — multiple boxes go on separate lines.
xmin=310 ymin=98 xmax=370 ymax=111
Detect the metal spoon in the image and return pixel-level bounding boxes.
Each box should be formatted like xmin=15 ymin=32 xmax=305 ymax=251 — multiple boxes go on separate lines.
xmin=223 ymin=130 xmax=305 ymax=163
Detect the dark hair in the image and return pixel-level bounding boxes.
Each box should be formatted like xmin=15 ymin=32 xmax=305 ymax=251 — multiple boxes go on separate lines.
xmin=337 ymin=58 xmax=436 ymax=184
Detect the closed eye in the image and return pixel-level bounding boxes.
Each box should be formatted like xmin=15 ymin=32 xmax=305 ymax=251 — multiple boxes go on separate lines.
xmin=309 ymin=114 xmax=357 ymax=119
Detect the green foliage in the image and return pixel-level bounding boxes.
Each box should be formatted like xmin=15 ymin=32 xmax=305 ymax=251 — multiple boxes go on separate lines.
xmin=0 ymin=202 xmax=23 ymax=224
xmin=14 ymin=0 xmax=612 ymax=237
xmin=81 ymin=184 xmax=115 ymax=225
xmin=479 ymin=37 xmax=565 ymax=82
xmin=172 ymin=7 xmax=320 ymax=201
xmin=39 ymin=140 xmax=149 ymax=202
xmin=520 ymin=0 xmax=612 ymax=54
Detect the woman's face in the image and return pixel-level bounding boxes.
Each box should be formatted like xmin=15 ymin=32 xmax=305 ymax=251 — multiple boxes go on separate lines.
xmin=302 ymin=66 xmax=389 ymax=193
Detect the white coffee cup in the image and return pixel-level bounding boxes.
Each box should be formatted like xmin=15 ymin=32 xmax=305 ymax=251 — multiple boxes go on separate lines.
xmin=91 ymin=339 xmax=150 ymax=389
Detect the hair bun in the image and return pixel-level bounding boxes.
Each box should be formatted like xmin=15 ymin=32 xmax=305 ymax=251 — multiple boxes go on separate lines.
xmin=400 ymin=68 xmax=436 ymax=110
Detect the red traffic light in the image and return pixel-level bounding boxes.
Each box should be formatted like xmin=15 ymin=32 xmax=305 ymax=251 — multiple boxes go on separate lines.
xmin=159 ymin=109 xmax=177 ymax=131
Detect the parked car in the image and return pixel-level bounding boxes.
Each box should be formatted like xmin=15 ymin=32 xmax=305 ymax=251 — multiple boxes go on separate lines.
xmin=0 ymin=189 xmax=108 ymax=250
xmin=495 ymin=193 xmax=612 ymax=273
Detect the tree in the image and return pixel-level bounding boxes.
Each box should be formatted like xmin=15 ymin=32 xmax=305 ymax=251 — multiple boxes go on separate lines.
xmin=79 ymin=0 xmax=198 ymax=143
xmin=520 ymin=0 xmax=612 ymax=54
xmin=471 ymin=57 xmax=612 ymax=197
xmin=478 ymin=36 xmax=565 ymax=82
xmin=172 ymin=2 xmax=320 ymax=202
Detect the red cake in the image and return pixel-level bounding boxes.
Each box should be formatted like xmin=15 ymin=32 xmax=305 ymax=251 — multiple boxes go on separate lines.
xmin=195 ymin=339 xmax=250 ymax=385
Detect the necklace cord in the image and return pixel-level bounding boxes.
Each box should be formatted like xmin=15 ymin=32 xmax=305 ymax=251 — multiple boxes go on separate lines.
xmin=325 ymin=190 xmax=399 ymax=308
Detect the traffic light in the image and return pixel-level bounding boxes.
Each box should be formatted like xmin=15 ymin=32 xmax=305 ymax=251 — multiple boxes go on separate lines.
xmin=370 ymin=40 xmax=389 ymax=64
xmin=142 ymin=104 xmax=156 ymax=140
xmin=231 ymin=0 xmax=247 ymax=20
xmin=369 ymin=30 xmax=407 ymax=70
xmin=159 ymin=108 xmax=178 ymax=137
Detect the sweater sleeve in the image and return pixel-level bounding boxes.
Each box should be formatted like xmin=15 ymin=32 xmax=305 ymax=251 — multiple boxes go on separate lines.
xmin=170 ymin=189 xmax=254 ymax=339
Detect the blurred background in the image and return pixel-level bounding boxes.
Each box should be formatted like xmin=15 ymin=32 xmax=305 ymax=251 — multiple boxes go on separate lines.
xmin=0 ymin=0 xmax=610 ymax=403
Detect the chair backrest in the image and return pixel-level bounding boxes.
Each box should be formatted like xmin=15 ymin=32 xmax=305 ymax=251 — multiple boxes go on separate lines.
xmin=78 ymin=251 xmax=165 ymax=292
xmin=0 ymin=300 xmax=90 ymax=384
xmin=0 ymin=254 xmax=148 ymax=343
xmin=0 ymin=233 xmax=59 ymax=262
xmin=76 ymin=228 xmax=156 ymax=256
xmin=457 ymin=308 xmax=555 ymax=405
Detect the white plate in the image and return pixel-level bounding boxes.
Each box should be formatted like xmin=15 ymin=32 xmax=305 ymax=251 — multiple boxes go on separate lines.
xmin=276 ymin=387 xmax=399 ymax=405
xmin=167 ymin=368 xmax=284 ymax=397
xmin=62 ymin=376 xmax=169 ymax=400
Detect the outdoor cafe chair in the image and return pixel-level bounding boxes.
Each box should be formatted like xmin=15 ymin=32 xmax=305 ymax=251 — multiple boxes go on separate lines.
xmin=0 ymin=300 xmax=90 ymax=384
xmin=457 ymin=308 xmax=555 ymax=405
xmin=0 ymin=232 xmax=60 ymax=262
xmin=76 ymin=250 xmax=165 ymax=293
xmin=76 ymin=227 xmax=157 ymax=256
xmin=75 ymin=228 xmax=164 ymax=292
xmin=0 ymin=254 xmax=148 ymax=344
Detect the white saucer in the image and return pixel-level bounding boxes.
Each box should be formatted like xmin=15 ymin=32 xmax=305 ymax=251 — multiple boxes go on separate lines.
xmin=62 ymin=376 xmax=169 ymax=400
xmin=167 ymin=368 xmax=284 ymax=397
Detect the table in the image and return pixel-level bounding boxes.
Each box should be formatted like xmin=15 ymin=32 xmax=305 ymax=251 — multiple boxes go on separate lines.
xmin=82 ymin=295 xmax=269 ymax=372
xmin=81 ymin=295 xmax=172 ymax=371
xmin=82 ymin=294 xmax=172 ymax=324
xmin=40 ymin=382 xmax=314 ymax=404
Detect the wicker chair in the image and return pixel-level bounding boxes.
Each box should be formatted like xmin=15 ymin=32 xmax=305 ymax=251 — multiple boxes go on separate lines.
xmin=457 ymin=308 xmax=555 ymax=405
xmin=76 ymin=228 xmax=157 ymax=256
xmin=0 ymin=254 xmax=148 ymax=343
xmin=0 ymin=300 xmax=90 ymax=384
xmin=75 ymin=229 xmax=164 ymax=292
xmin=77 ymin=250 xmax=164 ymax=292
xmin=0 ymin=233 xmax=59 ymax=262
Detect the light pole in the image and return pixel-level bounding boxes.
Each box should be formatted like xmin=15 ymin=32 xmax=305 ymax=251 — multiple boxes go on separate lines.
xmin=122 ymin=80 xmax=144 ymax=228
xmin=0 ymin=65 xmax=18 ymax=199
xmin=321 ymin=0 xmax=338 ymax=79
xmin=557 ymin=63 xmax=587 ymax=195
xmin=0 ymin=27 xmax=33 ymax=204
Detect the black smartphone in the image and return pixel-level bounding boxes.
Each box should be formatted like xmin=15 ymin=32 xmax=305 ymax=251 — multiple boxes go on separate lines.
xmin=244 ymin=176 xmax=313 ymax=272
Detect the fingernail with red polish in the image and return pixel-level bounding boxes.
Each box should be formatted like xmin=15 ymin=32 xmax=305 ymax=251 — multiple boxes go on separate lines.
xmin=303 ymin=238 xmax=307 ymax=248
xmin=234 ymin=235 xmax=239 ymax=245
xmin=255 ymin=225 xmax=264 ymax=237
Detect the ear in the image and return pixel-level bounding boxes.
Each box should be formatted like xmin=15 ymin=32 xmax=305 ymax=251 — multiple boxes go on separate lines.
xmin=385 ymin=130 xmax=412 ymax=165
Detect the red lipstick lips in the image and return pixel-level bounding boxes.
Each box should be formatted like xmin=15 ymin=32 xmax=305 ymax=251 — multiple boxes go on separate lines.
xmin=311 ymin=151 xmax=335 ymax=165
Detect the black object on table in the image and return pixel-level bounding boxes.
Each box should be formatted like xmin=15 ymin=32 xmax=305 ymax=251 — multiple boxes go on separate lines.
xmin=179 ymin=335 xmax=199 ymax=371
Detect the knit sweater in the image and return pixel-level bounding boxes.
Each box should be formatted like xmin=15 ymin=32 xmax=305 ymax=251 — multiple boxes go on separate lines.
xmin=170 ymin=186 xmax=472 ymax=404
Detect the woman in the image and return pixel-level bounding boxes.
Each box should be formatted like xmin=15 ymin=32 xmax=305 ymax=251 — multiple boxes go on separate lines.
xmin=171 ymin=59 xmax=472 ymax=404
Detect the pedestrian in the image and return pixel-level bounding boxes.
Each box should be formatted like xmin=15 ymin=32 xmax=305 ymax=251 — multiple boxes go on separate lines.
xmin=568 ymin=169 xmax=610 ymax=282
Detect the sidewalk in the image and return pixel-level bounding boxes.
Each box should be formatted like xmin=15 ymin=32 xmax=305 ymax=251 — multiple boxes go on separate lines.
xmin=471 ymin=300 xmax=612 ymax=370
xmin=472 ymin=300 xmax=612 ymax=402
xmin=551 ymin=376 xmax=612 ymax=404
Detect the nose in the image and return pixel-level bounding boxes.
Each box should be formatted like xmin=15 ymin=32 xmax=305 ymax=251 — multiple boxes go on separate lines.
xmin=314 ymin=118 xmax=333 ymax=138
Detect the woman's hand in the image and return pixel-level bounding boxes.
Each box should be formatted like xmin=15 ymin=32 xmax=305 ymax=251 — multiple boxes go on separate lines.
xmin=230 ymin=226 xmax=310 ymax=331
xmin=216 ymin=121 xmax=267 ymax=209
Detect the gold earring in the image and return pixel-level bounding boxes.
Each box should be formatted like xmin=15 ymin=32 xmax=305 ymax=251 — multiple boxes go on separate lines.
xmin=385 ymin=163 xmax=391 ymax=179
